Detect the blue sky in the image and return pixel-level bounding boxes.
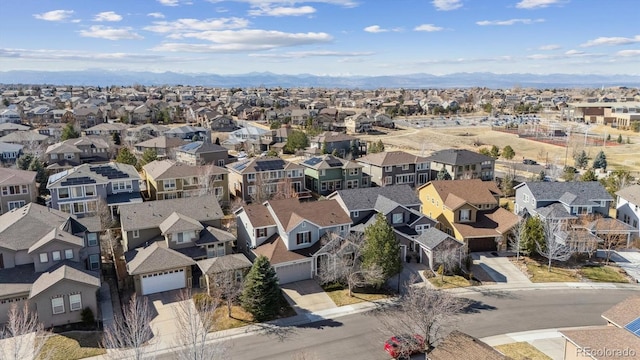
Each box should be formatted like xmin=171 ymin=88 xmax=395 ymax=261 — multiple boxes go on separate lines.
xmin=1 ymin=0 xmax=638 ymax=76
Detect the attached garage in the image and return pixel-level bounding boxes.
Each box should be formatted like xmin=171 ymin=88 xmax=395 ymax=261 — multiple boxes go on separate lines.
xmin=467 ymin=237 xmax=497 ymax=252
xmin=274 ymin=260 xmax=312 ymax=284
xmin=140 ymin=268 xmax=186 ymax=295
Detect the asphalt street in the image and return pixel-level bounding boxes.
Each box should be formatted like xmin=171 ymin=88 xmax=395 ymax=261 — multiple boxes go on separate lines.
xmin=157 ymin=289 xmax=638 ymax=360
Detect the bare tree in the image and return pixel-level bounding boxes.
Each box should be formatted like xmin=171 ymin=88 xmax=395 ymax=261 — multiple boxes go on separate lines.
xmin=435 ymin=246 xmax=464 ymax=281
xmin=0 ymin=303 xmax=51 ymax=360
xmin=210 ymin=267 xmax=245 ymax=317
xmin=507 ymin=219 xmax=527 ymax=261
xmin=376 ymin=281 xmax=468 ymax=353
xmin=173 ymin=290 xmax=228 ymax=360
xmin=102 ymin=294 xmax=155 ymax=360
xmin=536 ymin=219 xmax=573 ymax=271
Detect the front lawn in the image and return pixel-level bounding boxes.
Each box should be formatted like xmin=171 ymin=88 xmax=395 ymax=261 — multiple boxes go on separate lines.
xmin=40 ymin=331 xmax=105 ymax=360
xmin=322 ymin=283 xmax=392 ymax=307
xmin=213 ymin=306 xmax=254 ymax=330
xmin=525 ymin=261 xmax=579 ymax=282
xmin=580 ymin=266 xmax=629 ymax=283
xmin=495 ymin=342 xmax=551 ymax=360
xmin=428 ymin=275 xmax=472 ymax=289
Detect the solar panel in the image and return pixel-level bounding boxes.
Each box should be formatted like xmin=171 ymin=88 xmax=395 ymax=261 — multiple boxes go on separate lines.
xmin=303 ymin=157 xmax=322 ymax=166
xmin=625 ymin=317 xmax=640 ymax=337
xmin=61 ymin=176 xmax=97 ymax=186
xmin=255 ymin=159 xmax=285 ymax=171
xmin=90 ymin=165 xmax=130 ymax=179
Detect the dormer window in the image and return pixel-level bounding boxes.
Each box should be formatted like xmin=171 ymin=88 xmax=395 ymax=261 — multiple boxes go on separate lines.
xmin=392 ymin=213 xmax=403 ymax=224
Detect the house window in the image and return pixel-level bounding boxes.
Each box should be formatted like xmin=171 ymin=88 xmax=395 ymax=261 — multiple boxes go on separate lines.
xmin=58 ymin=188 xmax=70 ymax=199
xmin=89 ymin=254 xmax=100 ymax=270
xmin=392 ymin=213 xmax=403 ymax=224
xmin=216 ymin=242 xmax=225 ymax=257
xmin=460 ymin=209 xmax=471 ymax=221
xmin=51 ymin=297 xmax=65 ymax=314
xmin=84 ymin=185 xmax=96 ymax=196
xmin=319 ymin=169 xmax=326 ymax=176
xmin=395 ymin=174 xmax=415 ymax=184
xmin=39 ymin=253 xmax=48 ymax=263
xmin=87 ymin=233 xmax=98 ymax=246
xmin=86 ymin=201 xmax=97 ymax=213
xmin=176 ymin=232 xmax=186 ymax=244
xmin=217 ymin=160 xmax=225 ymax=167
xmin=348 ymin=168 xmax=359 ymax=176
xmin=164 ymin=193 xmax=177 ymax=200
xmin=384 ymin=166 xmax=392 ymax=173
xmin=402 ymin=164 xmax=409 ymax=170
xmin=8 ymin=201 xmax=25 ymax=210
xmin=351 ymin=211 xmax=359 ymax=218
xmin=183 ymin=177 xmax=191 ymax=186
xmin=346 ymin=180 xmax=359 ymax=189
xmin=132 ymin=230 xmax=140 ymax=238
xmin=296 ymin=231 xmax=311 ymax=245
xmin=235 ymin=270 xmax=243 ymax=283
xmin=51 ymin=153 xmax=58 ymax=159
xmin=73 ymin=202 xmax=85 ymax=214
xmin=59 ymin=203 xmax=71 ymax=213
xmin=247 ymin=174 xmax=256 ymax=181
xmin=257 ymin=228 xmax=267 ymax=238
xmin=321 ymin=182 xmax=327 ymax=191
xmin=65 ymin=249 xmax=73 ymax=259
xmin=523 ymin=194 xmax=529 ymax=203
xmin=69 ymin=294 xmax=82 ymax=311
xmin=52 ymin=251 xmax=61 ymax=261
xmin=214 ymin=187 xmax=224 ymax=199
xmin=112 ymin=181 xmax=132 ymax=192
xmin=2 ymin=185 xmax=28 ymax=195
xmin=164 ymin=179 xmax=176 ymax=190
xmin=247 ymin=185 xmax=256 ymax=195
xmin=384 ymin=176 xmax=392 ymax=185
xmin=71 ymin=186 xmax=84 ymax=198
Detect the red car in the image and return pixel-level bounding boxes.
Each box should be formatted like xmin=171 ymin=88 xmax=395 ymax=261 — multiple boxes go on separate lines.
xmin=384 ymin=334 xmax=425 ymax=359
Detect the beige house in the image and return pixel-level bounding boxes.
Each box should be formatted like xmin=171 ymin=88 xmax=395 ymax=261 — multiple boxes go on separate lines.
xmin=0 ymin=168 xmax=37 ymax=214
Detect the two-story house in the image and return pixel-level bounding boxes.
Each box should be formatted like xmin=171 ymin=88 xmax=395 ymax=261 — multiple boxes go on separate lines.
xmin=83 ymin=122 xmax=128 ymax=138
xmin=0 ymin=168 xmax=37 ymax=214
xmin=514 ymin=182 xmax=613 ymax=220
xmin=0 ymin=141 xmax=23 ymax=163
xmin=133 ymin=135 xmax=188 ymax=159
xmin=164 ymin=125 xmax=210 ymax=141
xmin=357 ymin=151 xmax=430 ymax=187
xmin=300 ymin=154 xmax=368 ymax=196
xmin=142 ymin=160 xmax=229 ymax=205
xmin=47 ymin=162 xmax=142 ymax=218
xmin=235 ymin=198 xmax=352 ymax=284
xmin=424 ymin=149 xmax=495 ymax=181
xmin=45 ymin=136 xmax=110 ymax=170
xmin=226 ymin=157 xmax=308 ymax=203
xmin=119 ymin=195 xmax=244 ymax=295
xmin=175 ymin=141 xmax=235 ymax=167
xmin=307 ymin=132 xmax=366 ymax=159
xmin=125 ymin=123 xmax=169 ymax=143
xmin=0 ymin=203 xmax=101 ymax=327
xmin=616 ymin=184 xmax=640 ymax=235
xmin=419 ymin=179 xmax=520 ymax=252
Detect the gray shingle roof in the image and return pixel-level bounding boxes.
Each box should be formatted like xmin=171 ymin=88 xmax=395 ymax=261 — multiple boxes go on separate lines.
xmin=28 ymin=227 xmax=84 ymax=254
xmin=424 ymin=149 xmax=494 ymax=166
xmin=330 ymin=185 xmax=420 ymax=211
xmin=119 ymin=195 xmax=223 ymax=231
xmin=126 ymin=241 xmax=196 ymax=275
xmin=616 ymin=184 xmax=640 ymax=205
xmin=534 ymin=203 xmax=577 ymax=220
xmin=0 ymin=168 xmax=36 ymax=186
xmin=414 ymin=227 xmax=463 ymax=249
xmin=29 ymin=264 xmax=100 ymax=299
xmin=0 ymin=264 xmax=40 ymax=297
xmin=524 ymin=181 xmax=613 ymax=205
xmin=195 ymin=226 xmax=235 ymax=245
xmin=159 ymin=212 xmax=204 ymax=234
xmin=197 ymin=253 xmax=252 ymax=275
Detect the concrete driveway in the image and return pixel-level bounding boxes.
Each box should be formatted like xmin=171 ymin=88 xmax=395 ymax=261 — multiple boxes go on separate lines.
xmin=281 ymin=280 xmax=336 ymax=314
xmin=603 ymin=250 xmax=640 ymax=283
xmin=146 ymin=290 xmax=196 ymax=352
xmin=472 ymin=252 xmax=531 ymax=285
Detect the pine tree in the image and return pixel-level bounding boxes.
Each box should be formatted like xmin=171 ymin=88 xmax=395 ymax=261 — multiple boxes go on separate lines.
xmin=502 ymin=145 xmax=515 ymax=160
xmin=240 ymin=256 xmax=281 ymax=322
xmin=28 ymin=157 xmax=48 ymax=196
xmin=489 ymin=145 xmax=500 ymax=159
xmin=115 ymin=148 xmax=137 ymax=167
xmin=215 ymin=137 xmax=221 ymax=145
xmin=574 ymin=150 xmax=588 ymax=169
xmin=617 ymin=134 xmax=623 ymax=144
xmin=592 ymin=150 xmax=607 ymax=170
xmin=436 ymin=167 xmax=452 ymax=180
xmin=112 ymin=132 xmax=121 ymax=145
xmin=580 ymin=168 xmax=598 ymax=181
xmin=362 ymin=213 xmax=402 ymax=281
xmin=16 ymin=153 xmax=34 ymax=170
xmin=61 ymin=122 xmax=79 ymax=141
xmin=138 ymin=149 xmax=157 ymax=168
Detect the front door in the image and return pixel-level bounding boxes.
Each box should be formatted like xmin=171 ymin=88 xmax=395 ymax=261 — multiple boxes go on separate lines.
xmin=0 ymin=253 xmax=3 ymax=269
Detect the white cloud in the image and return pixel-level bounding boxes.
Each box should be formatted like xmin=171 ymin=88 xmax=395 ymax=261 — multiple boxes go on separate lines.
xmin=208 ymin=0 xmax=358 ymax=7
xmin=152 ymin=30 xmax=332 ymax=52
xmin=157 ymin=0 xmax=180 ymax=6
xmin=616 ymin=49 xmax=640 ymax=57
xmin=580 ymin=35 xmax=640 ymax=47
xmin=538 ymin=44 xmax=561 ymax=50
xmin=144 ymin=18 xmax=249 ymax=34
xmin=0 ymin=48 xmax=164 ymax=62
xmin=79 ymin=26 xmax=143 ymax=40
xmin=94 ymin=11 xmax=123 ymax=22
xmin=364 ymin=25 xmax=386 ymax=33
xmin=414 ymin=24 xmax=444 ymax=32
xmin=249 ymin=6 xmax=316 ymax=16
xmin=516 ymin=0 xmax=565 ymax=9
xmin=249 ymin=50 xmax=373 ymax=58
xmin=564 ymin=49 xmax=583 ymax=56
xmin=147 ymin=12 xmax=166 ymax=19
xmin=432 ymin=0 xmax=462 ymax=11
xmin=33 ymin=10 xmax=74 ymax=22
xmin=476 ymin=18 xmax=544 ymax=26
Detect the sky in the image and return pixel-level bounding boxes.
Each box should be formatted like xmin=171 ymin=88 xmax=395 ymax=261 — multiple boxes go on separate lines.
xmin=0 ymin=0 xmax=638 ymax=76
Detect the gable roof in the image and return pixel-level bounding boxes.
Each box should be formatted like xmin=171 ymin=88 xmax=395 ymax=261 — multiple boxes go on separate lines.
xmin=126 ymin=241 xmax=196 ymax=275
xmin=252 ymin=234 xmax=308 ymax=265
xmin=159 ymin=212 xmax=204 ymax=234
xmin=0 ymin=168 xmax=36 ymax=186
xmin=226 ymin=157 xmax=303 ymax=174
xmin=561 ymin=327 xmax=640 ymax=359
xmin=176 ymin=141 xmax=227 ymax=155
xmin=425 ymin=179 xmax=502 ymax=210
xmin=47 ymin=162 xmax=140 ymax=188
xmin=414 ymin=227 xmax=464 ymax=249
xmin=617 ymin=184 xmax=640 ymax=205
xmin=427 ymin=330 xmax=509 ymax=360
xmin=29 ymin=264 xmax=100 ymax=299
xmin=330 ymin=185 xmax=421 ymax=211
xmin=300 ymin=154 xmax=362 ymax=171
xmin=119 ymin=195 xmax=223 ymax=231
xmin=135 ymin=135 xmax=187 ymax=149
xmin=267 ymin=198 xmax=351 ymax=232
xmin=197 ymin=253 xmax=252 ymax=275
xmin=452 ymin=208 xmax=520 ymax=238
xmin=195 ymin=226 xmax=236 ymax=245
xmin=28 ymin=227 xmax=84 ymax=254
xmin=143 ymin=159 xmax=227 ymax=180
xmin=357 ymin=151 xmax=427 ymax=166
xmin=520 ymin=181 xmax=613 ymax=205
xmin=602 ymin=296 xmax=640 ymax=328
xmin=425 ymin=149 xmax=494 ymax=166
xmin=241 ymin=202 xmax=276 ymax=228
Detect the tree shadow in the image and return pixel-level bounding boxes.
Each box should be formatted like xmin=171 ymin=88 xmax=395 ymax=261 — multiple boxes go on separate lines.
xmin=461 ymin=299 xmax=498 ymax=314
xmin=295 ymin=318 xmax=343 ymax=329
xmin=250 ymin=323 xmax=298 ymax=342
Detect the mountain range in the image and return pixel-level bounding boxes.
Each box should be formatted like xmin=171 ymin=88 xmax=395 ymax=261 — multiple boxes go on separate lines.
xmin=1 ymin=70 xmax=639 ymax=89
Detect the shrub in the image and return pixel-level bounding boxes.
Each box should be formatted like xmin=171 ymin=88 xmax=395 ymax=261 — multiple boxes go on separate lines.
xmin=193 ymin=293 xmax=216 ymax=311
xmin=81 ymin=307 xmax=95 ymax=325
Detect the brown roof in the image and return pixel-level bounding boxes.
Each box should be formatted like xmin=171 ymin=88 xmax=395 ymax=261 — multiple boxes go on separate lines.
xmin=561 ymin=326 xmax=640 ymax=359
xmin=267 ymin=198 xmax=351 ymax=232
xmin=136 ymin=135 xmax=187 ymax=149
xmin=602 ymin=296 xmax=640 ymax=327
xmin=426 ymin=179 xmax=502 ymax=210
xmin=143 ymin=159 xmax=227 ymax=180
xmin=453 ymin=209 xmax=520 ymax=239
xmin=252 ymin=234 xmax=307 ymax=265
xmin=427 ymin=331 xmax=510 ymax=360
xmin=243 ymin=203 xmax=276 ymax=228
xmin=357 ymin=151 xmax=427 ymax=166
xmin=0 ymin=168 xmax=36 ymax=186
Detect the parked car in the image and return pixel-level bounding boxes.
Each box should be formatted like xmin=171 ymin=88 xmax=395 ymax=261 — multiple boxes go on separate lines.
xmin=522 ymin=159 xmax=537 ymax=165
xmin=384 ymin=334 xmax=425 ymax=359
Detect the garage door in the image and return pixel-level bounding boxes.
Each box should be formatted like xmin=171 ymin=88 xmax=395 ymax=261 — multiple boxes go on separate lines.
xmin=141 ymin=269 xmax=186 ymax=295
xmin=275 ymin=261 xmax=312 ymax=284
xmin=468 ymin=237 xmax=497 ymax=252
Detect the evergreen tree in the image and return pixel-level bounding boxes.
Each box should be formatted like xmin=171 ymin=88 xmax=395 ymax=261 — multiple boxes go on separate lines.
xmin=436 ymin=167 xmax=452 ymax=180
xmin=522 ymin=217 xmax=544 ymax=255
xmin=138 ymin=149 xmax=157 ymax=168
xmin=617 ymin=134 xmax=623 ymax=144
xmin=489 ymin=145 xmax=501 ymax=159
xmin=321 ymin=142 xmax=329 ymax=154
xmin=574 ymin=150 xmax=588 ymax=169
xmin=538 ymin=170 xmax=546 ymax=181
xmin=502 ymin=145 xmax=515 ymax=160
xmin=111 ymin=132 xmax=121 ymax=145
xmin=240 ymin=256 xmax=281 ymax=322
xmin=580 ymin=168 xmax=598 ymax=181
xmin=283 ymin=130 xmax=308 ymax=154
xmin=592 ymin=150 xmax=607 ymax=170
xmin=375 ymin=140 xmax=385 ymax=153
xmin=368 ymin=140 xmax=385 ymax=154
xmin=215 ymin=137 xmax=221 ymax=145
xmin=115 ymin=148 xmax=138 ymax=167
xmin=362 ymin=213 xmax=402 ymax=281
xmin=61 ymin=122 xmax=79 ymax=141
xmin=28 ymin=157 xmax=48 ymax=196
xmin=16 ymin=153 xmax=34 ymax=170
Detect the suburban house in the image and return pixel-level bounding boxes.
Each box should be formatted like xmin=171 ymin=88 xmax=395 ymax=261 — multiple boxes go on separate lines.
xmin=328 ymin=184 xmax=422 ymax=224
xmin=207 ymin=115 xmax=236 ymax=132
xmin=164 ymin=125 xmax=210 ymax=141
xmin=235 ymin=198 xmax=352 ymax=284
xmin=560 ymin=296 xmax=640 ymax=360
xmin=0 ymin=168 xmax=37 ymax=214
xmin=119 ymin=195 xmax=243 ymax=295
xmin=226 ymin=157 xmax=308 ymax=203
xmin=418 ymin=179 xmax=520 ymax=252
xmin=424 ymin=149 xmax=495 ymax=181
xmin=0 ymin=141 xmax=23 ymax=163
xmin=221 ymin=125 xmax=270 ymax=153
xmin=0 ymin=123 xmax=29 ymax=137
xmin=616 ymin=184 xmax=640 ymax=235
xmin=0 ymin=131 xmax=49 ymax=149
xmin=300 ymin=154 xmax=368 ymax=196
xmin=142 ymin=159 xmax=229 ymax=205
xmin=0 ymin=203 xmax=101 ymax=327
xmin=125 ymin=123 xmax=168 ymax=143
xmin=514 ymin=182 xmax=613 ymax=220
xmin=196 ymin=253 xmax=252 ymax=296
xmin=45 ymin=136 xmax=110 ymax=171
xmin=175 ymin=141 xmax=235 ymax=167
xmin=47 ymin=162 xmax=142 ymax=218
xmin=133 ymin=135 xmax=188 ymax=159
xmin=306 ymin=132 xmax=367 ymax=159
xmin=356 ymin=151 xmax=430 ymax=187
xmin=83 ymin=122 xmax=128 ymax=138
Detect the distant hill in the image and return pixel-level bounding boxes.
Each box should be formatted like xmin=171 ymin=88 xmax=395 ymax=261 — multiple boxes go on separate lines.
xmin=1 ymin=70 xmax=639 ymax=89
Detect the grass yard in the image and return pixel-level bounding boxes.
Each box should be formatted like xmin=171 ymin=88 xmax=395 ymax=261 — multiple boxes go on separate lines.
xmin=428 ymin=275 xmax=472 ymax=289
xmin=212 ymin=305 xmax=254 ymax=330
xmin=495 ymin=342 xmax=552 ymax=360
xmin=322 ymin=283 xmax=392 ymax=307
xmin=40 ymin=331 xmax=105 ymax=360
xmin=580 ymin=266 xmax=629 ymax=283
xmin=525 ymin=261 xmax=579 ymax=282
